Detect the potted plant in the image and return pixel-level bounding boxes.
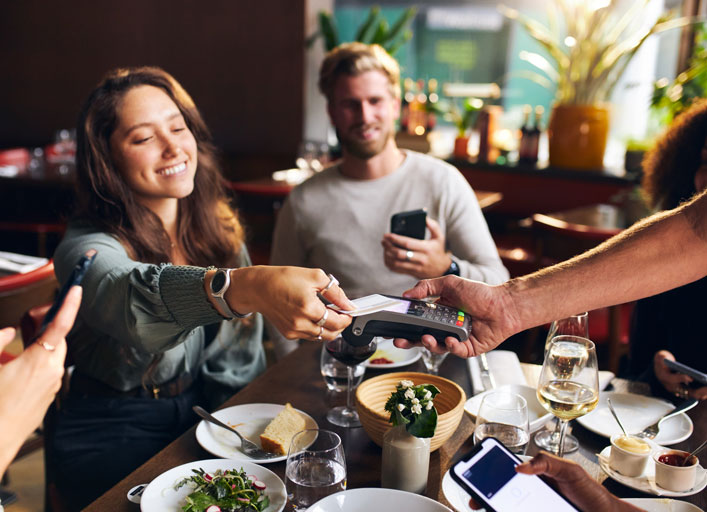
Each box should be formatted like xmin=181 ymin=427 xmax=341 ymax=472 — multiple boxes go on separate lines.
xmin=440 ymin=97 xmax=484 ymax=159
xmin=308 ymin=6 xmax=417 ymax=56
xmin=501 ymin=1 xmax=696 ymax=170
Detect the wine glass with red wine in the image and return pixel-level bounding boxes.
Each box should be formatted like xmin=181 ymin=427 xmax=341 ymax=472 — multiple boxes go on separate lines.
xmin=325 ymin=336 xmax=377 ymax=427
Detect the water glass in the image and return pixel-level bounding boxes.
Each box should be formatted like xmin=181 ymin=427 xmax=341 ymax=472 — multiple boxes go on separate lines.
xmin=420 ymin=347 xmax=448 ymax=375
xmin=285 ymin=429 xmax=347 ymax=510
xmin=320 ymin=344 xmax=364 ymax=393
xmin=473 ymin=391 xmax=530 ymax=455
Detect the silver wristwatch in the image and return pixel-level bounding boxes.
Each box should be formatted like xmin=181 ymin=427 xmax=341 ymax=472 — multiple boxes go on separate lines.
xmin=209 ymin=268 xmax=251 ymax=319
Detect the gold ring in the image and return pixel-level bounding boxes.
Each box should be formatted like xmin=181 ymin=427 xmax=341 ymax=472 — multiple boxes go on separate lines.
xmin=316 ymin=309 xmax=329 ymax=327
xmin=38 ymin=340 xmax=56 ymax=352
xmin=321 ymin=274 xmax=339 ymax=294
xmin=405 ymin=250 xmax=414 ymax=261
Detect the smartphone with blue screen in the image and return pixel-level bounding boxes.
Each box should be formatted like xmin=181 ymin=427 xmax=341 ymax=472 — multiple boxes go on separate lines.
xmin=450 ymin=437 xmax=579 ymax=512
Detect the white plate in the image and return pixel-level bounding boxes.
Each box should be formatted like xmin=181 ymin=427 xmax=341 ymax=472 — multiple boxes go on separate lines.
xmin=599 ymin=446 xmax=707 ymax=497
xmin=442 ymin=455 xmax=532 ymax=512
xmin=577 ymin=392 xmax=693 ymax=445
xmin=621 ymin=498 xmax=703 ymax=512
xmin=195 ymin=403 xmax=317 ymax=463
xmin=140 ymin=458 xmax=286 ymax=512
xmin=306 ymin=488 xmax=452 ymax=511
xmin=463 ymin=384 xmax=553 ymax=433
xmin=364 ymin=338 xmax=422 ymax=369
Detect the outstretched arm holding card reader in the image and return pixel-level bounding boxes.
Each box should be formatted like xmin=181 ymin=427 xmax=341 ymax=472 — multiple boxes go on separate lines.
xmin=332 ymin=294 xmax=470 ymax=347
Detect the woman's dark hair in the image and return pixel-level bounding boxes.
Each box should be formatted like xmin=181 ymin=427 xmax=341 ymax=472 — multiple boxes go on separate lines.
xmin=74 ymin=66 xmax=243 ymax=266
xmin=642 ymin=99 xmax=707 ymax=211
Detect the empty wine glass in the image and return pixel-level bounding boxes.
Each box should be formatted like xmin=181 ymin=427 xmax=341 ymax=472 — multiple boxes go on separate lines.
xmin=537 ymin=335 xmax=599 ymax=457
xmin=285 ymin=429 xmax=346 ymax=510
xmin=535 ymin=312 xmax=589 ymax=454
xmin=420 ymin=347 xmax=448 ymax=375
xmin=324 ymin=336 xmax=377 ymax=427
xmin=473 ymin=391 xmax=530 ymax=455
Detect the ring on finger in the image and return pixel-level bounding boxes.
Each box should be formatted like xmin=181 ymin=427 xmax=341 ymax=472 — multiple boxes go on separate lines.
xmin=675 ymin=382 xmax=689 ymax=399
xmin=321 ymin=273 xmax=339 ymax=294
xmin=38 ymin=340 xmax=56 ymax=352
xmin=405 ymin=250 xmax=414 ymax=261
xmin=315 ymin=325 xmax=324 ymax=342
xmin=316 ymin=309 xmax=329 ymax=327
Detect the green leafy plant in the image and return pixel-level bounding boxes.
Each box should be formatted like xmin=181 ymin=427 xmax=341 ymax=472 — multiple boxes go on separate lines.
xmin=500 ymin=1 xmax=697 ymax=105
xmin=307 ymin=6 xmax=417 ymax=56
xmin=438 ymin=98 xmax=484 ymax=138
xmin=384 ymin=380 xmax=440 ymax=438
xmin=652 ymin=22 xmax=707 ymax=124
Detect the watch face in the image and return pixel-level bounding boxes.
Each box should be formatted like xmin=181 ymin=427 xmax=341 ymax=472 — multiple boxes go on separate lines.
xmin=211 ymin=270 xmax=226 ymax=293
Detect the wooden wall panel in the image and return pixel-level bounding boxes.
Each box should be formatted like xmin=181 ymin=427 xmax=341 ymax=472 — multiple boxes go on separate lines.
xmin=0 ymin=1 xmax=304 ymax=178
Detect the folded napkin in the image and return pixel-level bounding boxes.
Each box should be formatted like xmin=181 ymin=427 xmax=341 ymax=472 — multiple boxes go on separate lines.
xmin=468 ymin=350 xmax=615 ymax=395
xmin=468 ymin=350 xmax=526 ymax=395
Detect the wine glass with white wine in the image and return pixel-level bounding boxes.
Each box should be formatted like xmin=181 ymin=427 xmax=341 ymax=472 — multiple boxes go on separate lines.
xmin=535 ymin=312 xmax=588 ymax=454
xmin=537 ymin=335 xmax=599 ymax=457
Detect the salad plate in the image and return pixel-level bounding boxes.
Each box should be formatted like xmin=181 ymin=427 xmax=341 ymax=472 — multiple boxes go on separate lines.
xmin=195 ymin=403 xmax=317 ymax=463
xmin=363 ymin=338 xmax=421 ymax=369
xmin=140 ymin=458 xmax=286 ymax=511
xmin=306 ymin=488 xmax=452 ymax=511
xmin=598 ymin=446 xmax=707 ymax=497
xmin=577 ymin=392 xmax=693 ymax=445
xmin=442 ymin=455 xmax=532 ymax=512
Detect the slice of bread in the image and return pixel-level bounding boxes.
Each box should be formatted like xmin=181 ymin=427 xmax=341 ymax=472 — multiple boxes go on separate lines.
xmin=260 ymin=403 xmax=306 ymax=455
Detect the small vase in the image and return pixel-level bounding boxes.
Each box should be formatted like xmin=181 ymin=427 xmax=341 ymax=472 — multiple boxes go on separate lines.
xmin=380 ymin=424 xmax=431 ymax=494
xmin=453 ymin=136 xmax=470 ymax=159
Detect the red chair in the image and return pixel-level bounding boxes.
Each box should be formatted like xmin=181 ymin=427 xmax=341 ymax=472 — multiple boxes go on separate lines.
xmin=0 ymin=260 xmax=58 ymax=329
xmin=531 ymin=209 xmax=634 ymax=373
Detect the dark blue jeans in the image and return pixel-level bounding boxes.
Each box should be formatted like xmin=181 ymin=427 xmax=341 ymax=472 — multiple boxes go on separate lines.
xmin=49 ymin=383 xmax=206 ymax=510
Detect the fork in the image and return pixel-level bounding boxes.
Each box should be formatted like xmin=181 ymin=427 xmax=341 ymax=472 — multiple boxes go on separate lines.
xmin=192 ymin=406 xmax=279 ymax=459
xmin=635 ymin=399 xmax=698 ymax=439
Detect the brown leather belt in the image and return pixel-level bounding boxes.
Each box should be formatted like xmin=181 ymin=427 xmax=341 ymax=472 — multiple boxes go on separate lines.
xmin=70 ymin=370 xmax=196 ymax=399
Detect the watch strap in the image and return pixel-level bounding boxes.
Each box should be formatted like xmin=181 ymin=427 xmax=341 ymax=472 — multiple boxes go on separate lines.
xmin=443 ymin=258 xmax=460 ymax=276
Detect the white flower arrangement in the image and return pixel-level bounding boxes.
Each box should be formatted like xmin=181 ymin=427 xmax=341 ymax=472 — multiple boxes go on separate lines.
xmin=384 ymin=380 xmax=441 ymax=438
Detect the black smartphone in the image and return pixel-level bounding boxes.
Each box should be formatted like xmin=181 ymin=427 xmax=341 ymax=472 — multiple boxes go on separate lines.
xmin=664 ymin=359 xmax=707 ymax=386
xmin=450 ymin=437 xmax=580 ymax=512
xmin=390 ymin=208 xmax=427 ymax=240
xmin=33 ymin=250 xmax=96 ymax=341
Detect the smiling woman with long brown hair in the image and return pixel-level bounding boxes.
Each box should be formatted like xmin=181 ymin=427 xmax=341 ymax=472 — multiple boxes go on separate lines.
xmin=50 ymin=66 xmax=353 ymax=509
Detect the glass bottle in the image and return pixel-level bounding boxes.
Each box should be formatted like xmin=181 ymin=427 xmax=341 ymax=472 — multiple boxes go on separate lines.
xmin=380 ymin=425 xmax=430 ymax=494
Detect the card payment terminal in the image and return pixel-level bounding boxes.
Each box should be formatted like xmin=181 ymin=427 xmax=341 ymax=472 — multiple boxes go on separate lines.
xmin=341 ymin=295 xmax=471 ymax=347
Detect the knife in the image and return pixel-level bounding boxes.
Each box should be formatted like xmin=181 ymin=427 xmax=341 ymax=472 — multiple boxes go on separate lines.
xmin=478 ymin=353 xmax=496 ymax=391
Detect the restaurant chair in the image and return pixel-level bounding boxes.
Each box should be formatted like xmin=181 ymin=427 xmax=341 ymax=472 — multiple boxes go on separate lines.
xmin=0 ymin=221 xmax=66 ymax=259
xmin=0 ymin=260 xmax=58 ymax=329
xmin=20 ymin=303 xmax=72 ymax=512
xmin=531 ymin=212 xmax=633 ymax=374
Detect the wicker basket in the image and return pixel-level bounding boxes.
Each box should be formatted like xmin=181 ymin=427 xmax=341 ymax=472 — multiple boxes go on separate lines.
xmin=355 ymin=371 xmax=466 ymax=452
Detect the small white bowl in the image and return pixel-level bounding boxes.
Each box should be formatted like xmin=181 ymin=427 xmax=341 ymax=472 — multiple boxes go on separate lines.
xmin=653 ymin=449 xmax=698 ymax=492
xmin=609 ymin=434 xmax=651 ymax=477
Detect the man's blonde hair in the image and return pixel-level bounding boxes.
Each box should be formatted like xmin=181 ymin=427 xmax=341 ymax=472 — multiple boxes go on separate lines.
xmin=318 ymin=42 xmax=401 ymax=102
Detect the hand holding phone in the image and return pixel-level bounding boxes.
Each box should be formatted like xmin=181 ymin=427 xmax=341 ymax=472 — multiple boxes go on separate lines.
xmin=33 ymin=250 xmax=96 ymax=341
xmin=450 ymin=437 xmax=579 ymax=512
xmin=390 ymin=209 xmax=427 ymax=240
xmin=664 ymin=359 xmax=707 ymax=386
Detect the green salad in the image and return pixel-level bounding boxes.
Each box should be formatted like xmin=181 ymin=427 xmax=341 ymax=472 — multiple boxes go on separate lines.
xmin=175 ymin=467 xmax=270 ymax=512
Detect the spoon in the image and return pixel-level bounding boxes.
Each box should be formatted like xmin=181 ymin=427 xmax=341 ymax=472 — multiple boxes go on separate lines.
xmin=607 ymin=398 xmax=629 ymax=437
xmin=683 ymin=438 xmax=707 ymax=466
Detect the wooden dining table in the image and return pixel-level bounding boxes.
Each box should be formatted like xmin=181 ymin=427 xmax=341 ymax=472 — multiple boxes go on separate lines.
xmin=86 ymin=341 xmax=706 ymax=511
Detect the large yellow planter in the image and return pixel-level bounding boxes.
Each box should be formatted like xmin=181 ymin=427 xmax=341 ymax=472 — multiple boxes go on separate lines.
xmin=548 ymin=104 xmax=609 ymax=170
